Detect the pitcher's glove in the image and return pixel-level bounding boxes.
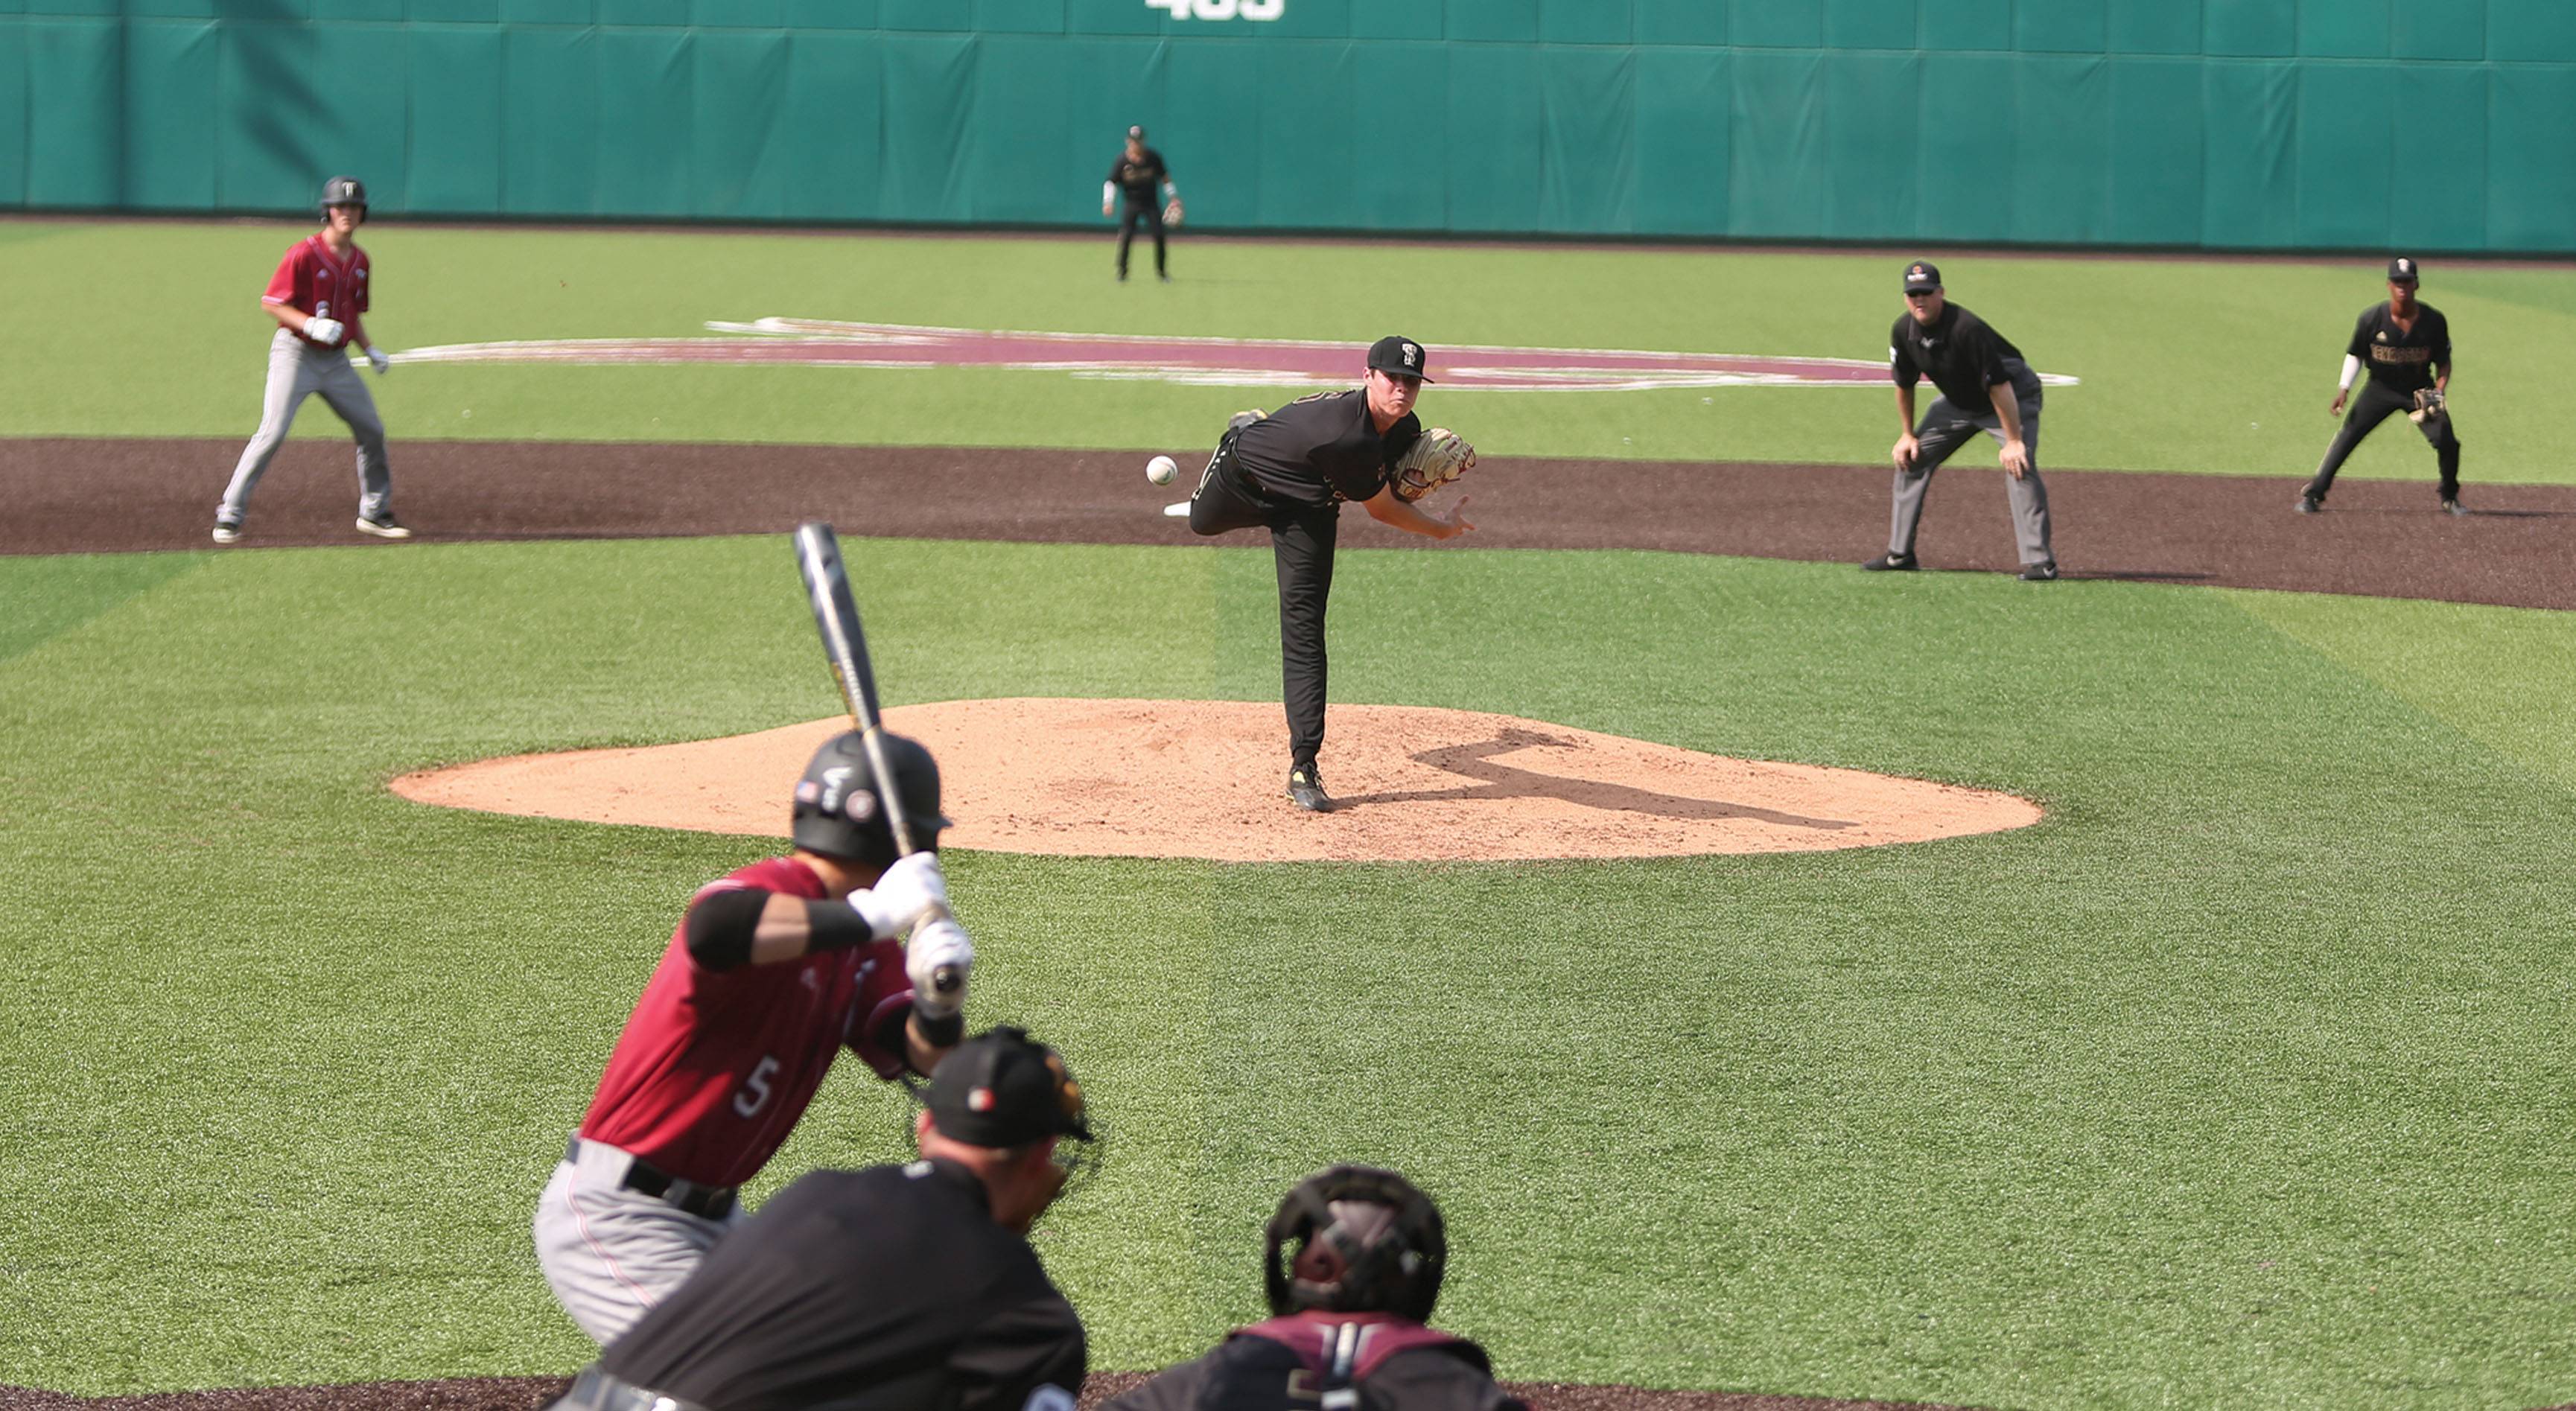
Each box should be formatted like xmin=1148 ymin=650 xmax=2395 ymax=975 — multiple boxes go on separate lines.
xmin=2409 ymin=387 xmax=2446 ymax=424
xmin=1390 ymin=427 xmax=1476 ymax=503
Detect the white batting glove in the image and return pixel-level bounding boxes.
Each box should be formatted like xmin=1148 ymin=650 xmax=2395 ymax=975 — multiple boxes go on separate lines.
xmin=303 ymin=317 xmax=344 ymax=345
xmin=848 ymin=853 xmax=950 ymax=940
xmin=906 ymin=917 xmax=973 ymax=1021
xmin=366 ymin=345 xmax=390 ymax=375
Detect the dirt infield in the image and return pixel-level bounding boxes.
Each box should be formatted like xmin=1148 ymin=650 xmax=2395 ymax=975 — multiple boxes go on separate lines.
xmin=392 ymin=701 xmax=2043 ymax=861
xmin=7 ymin=438 xmax=2569 ymax=610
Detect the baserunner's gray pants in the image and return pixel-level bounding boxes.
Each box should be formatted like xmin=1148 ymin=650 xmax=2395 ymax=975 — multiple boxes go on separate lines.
xmin=219 ymin=328 xmax=393 ymax=522
xmin=1886 ymin=360 xmax=2052 ymax=567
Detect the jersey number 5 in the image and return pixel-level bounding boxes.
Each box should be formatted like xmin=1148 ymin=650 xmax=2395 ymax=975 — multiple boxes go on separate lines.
xmin=734 ymin=1055 xmax=780 ymax=1117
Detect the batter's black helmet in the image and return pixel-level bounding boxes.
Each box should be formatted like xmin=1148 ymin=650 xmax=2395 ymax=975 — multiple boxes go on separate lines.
xmin=1264 ymin=1166 xmax=1448 ymax=1322
xmin=789 ymin=730 xmax=948 ymax=867
xmin=319 ymin=175 xmax=368 ymax=213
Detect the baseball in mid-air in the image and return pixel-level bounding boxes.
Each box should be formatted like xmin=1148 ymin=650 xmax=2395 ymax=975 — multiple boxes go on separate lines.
xmin=1145 ymin=454 xmax=1178 ymax=485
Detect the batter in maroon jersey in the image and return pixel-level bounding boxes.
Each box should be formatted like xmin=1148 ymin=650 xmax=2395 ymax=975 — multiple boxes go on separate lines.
xmin=534 ymin=730 xmax=975 ymax=1344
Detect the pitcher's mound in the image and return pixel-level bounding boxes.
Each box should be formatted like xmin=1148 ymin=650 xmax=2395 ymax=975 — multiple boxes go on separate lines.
xmin=394 ymin=699 xmax=2039 ymax=861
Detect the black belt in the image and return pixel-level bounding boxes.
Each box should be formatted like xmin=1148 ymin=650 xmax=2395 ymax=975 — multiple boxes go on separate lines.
xmin=547 ymin=1365 xmax=714 ymax=1411
xmin=567 ymin=1136 xmax=739 ymax=1222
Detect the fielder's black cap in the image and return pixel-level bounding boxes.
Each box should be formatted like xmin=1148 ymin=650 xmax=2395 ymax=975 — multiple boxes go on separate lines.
xmin=1366 ymin=334 xmax=1434 ymax=383
xmin=1128 ymin=124 xmax=1145 ymax=139
xmin=1903 ymin=260 xmax=1941 ymax=293
xmin=926 ymin=1026 xmax=1093 ymax=1147
xmin=2388 ymin=255 xmax=2421 ymax=284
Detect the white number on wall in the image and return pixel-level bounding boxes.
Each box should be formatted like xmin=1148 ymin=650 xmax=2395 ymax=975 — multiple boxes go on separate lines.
xmin=1146 ymin=0 xmax=1282 ymax=19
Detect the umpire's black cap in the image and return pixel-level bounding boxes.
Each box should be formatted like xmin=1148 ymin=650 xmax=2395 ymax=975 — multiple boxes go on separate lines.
xmin=2388 ymin=255 xmax=2421 ymax=284
xmin=926 ymin=1026 xmax=1093 ymax=1148
xmin=1903 ymin=260 xmax=1941 ymax=293
xmin=1366 ymin=334 xmax=1434 ymax=383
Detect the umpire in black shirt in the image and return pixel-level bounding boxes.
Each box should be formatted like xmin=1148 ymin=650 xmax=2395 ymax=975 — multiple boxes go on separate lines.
xmin=2298 ymin=256 xmax=2463 ymax=514
xmin=547 ymin=1027 xmax=1095 ymax=1411
xmin=1868 ymin=261 xmax=2058 ymax=581
xmin=1186 ymin=335 xmax=1475 ymax=812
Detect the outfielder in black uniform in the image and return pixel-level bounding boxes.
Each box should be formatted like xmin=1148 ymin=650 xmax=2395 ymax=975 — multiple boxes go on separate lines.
xmin=545 ymin=1027 xmax=1095 ymax=1411
xmin=1103 ymin=1166 xmax=1525 ymax=1411
xmin=1187 ymin=337 xmax=1475 ymax=813
xmin=1867 ymin=261 xmax=2058 ymax=581
xmin=2298 ymin=256 xmax=2463 ymax=515
xmin=1104 ymin=125 xmax=1181 ymax=283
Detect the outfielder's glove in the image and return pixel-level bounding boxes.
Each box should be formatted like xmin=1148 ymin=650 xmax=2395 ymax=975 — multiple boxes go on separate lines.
xmin=1390 ymin=427 xmax=1476 ymax=503
xmin=2409 ymin=387 xmax=2446 ymax=424
xmin=1164 ymin=199 xmax=1184 ymax=226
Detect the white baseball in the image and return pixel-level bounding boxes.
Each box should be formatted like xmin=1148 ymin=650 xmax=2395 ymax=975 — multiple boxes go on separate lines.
xmin=1146 ymin=454 xmax=1178 ymax=485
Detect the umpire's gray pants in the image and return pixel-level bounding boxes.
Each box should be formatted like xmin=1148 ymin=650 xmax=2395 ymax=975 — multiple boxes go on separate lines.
xmin=1887 ymin=367 xmax=2052 ymax=567
xmin=219 ymin=328 xmax=393 ymax=521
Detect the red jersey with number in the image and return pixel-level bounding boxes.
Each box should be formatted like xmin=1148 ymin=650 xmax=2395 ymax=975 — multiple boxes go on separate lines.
xmin=262 ymin=234 xmax=371 ymax=350
xmin=576 ymin=856 xmax=916 ymax=1188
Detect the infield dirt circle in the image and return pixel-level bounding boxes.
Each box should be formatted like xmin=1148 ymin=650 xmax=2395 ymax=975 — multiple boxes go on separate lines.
xmin=393 ymin=698 xmax=2041 ymax=860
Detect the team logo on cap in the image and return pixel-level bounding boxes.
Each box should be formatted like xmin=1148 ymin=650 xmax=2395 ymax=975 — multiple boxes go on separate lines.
xmin=969 ymin=1087 xmax=996 ymax=1112
xmin=1402 ymin=343 xmax=1419 ymax=368
xmin=2397 ymin=259 xmax=2413 ymax=275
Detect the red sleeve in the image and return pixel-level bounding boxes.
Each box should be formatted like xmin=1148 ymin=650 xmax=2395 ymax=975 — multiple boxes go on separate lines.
xmin=847 ymin=940 xmax=917 ymax=1079
xmin=263 ymin=244 xmax=305 ymax=308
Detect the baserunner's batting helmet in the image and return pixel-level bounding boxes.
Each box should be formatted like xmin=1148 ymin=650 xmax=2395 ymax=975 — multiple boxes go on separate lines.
xmin=790 ymin=730 xmax=948 ymax=867
xmin=1265 ymin=1166 xmax=1448 ymax=1322
xmin=319 ymin=175 xmax=368 ymax=213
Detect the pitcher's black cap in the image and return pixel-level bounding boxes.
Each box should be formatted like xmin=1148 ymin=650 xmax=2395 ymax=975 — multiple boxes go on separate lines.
xmin=1366 ymin=335 xmax=1434 ymax=383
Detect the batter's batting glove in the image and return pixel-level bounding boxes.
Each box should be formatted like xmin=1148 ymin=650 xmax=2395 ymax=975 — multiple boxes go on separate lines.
xmin=850 ymin=853 xmax=951 ymax=940
xmin=366 ymin=345 xmax=391 ymax=376
xmin=906 ymin=917 xmax=974 ymax=1021
xmin=303 ymin=317 xmax=344 ymax=345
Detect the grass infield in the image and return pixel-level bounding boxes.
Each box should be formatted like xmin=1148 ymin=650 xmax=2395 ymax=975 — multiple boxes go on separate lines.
xmin=0 ymin=220 xmax=2570 ymax=482
xmin=1 ymin=535 xmax=2572 ymax=1408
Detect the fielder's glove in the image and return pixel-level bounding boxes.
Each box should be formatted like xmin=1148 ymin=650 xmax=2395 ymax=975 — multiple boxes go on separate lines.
xmin=1164 ymin=199 xmax=1184 ymax=226
xmin=2409 ymin=387 xmax=2446 ymax=424
xmin=906 ymin=917 xmax=973 ymax=1021
xmin=1390 ymin=427 xmax=1476 ymax=503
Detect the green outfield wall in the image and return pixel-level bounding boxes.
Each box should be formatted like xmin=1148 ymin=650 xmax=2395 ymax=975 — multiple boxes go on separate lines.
xmin=4 ymin=0 xmax=2572 ymax=252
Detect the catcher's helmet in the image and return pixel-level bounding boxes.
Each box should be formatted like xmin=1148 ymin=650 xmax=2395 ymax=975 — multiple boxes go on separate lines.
xmin=1264 ymin=1165 xmax=1447 ymax=1322
xmin=319 ymin=175 xmax=368 ymax=213
xmin=789 ymin=730 xmax=948 ymax=867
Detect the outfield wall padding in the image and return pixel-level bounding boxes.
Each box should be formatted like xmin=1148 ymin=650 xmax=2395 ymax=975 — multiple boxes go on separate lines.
xmin=4 ymin=0 xmax=2573 ymax=251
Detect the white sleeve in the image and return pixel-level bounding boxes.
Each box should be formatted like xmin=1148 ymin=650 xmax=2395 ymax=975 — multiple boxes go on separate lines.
xmin=1102 ymin=181 xmax=1116 ymax=204
xmin=2338 ymin=354 xmax=2362 ymax=390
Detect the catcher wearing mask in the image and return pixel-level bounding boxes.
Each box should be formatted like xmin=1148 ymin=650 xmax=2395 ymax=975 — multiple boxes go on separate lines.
xmin=1183 ymin=336 xmax=1477 ymax=813
xmin=1102 ymin=1166 xmax=1525 ymax=1411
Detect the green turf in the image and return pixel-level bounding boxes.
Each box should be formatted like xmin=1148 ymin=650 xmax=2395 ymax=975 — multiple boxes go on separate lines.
xmin=3 ymin=219 xmax=2568 ymax=482
xmin=1 ymin=536 xmax=2571 ymax=1409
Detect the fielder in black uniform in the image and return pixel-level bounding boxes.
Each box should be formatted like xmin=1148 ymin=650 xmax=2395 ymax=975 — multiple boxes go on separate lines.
xmin=2298 ymin=256 xmax=2462 ymax=515
xmin=545 ymin=1027 xmax=1095 ymax=1411
xmin=1102 ymin=1166 xmax=1525 ymax=1411
xmin=1104 ymin=125 xmax=1181 ymax=283
xmin=1867 ymin=261 xmax=2058 ymax=581
xmin=1188 ymin=336 xmax=1475 ymax=812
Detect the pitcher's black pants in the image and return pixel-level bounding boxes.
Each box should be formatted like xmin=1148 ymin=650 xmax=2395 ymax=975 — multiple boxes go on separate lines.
xmin=1189 ymin=433 xmax=1337 ymax=770
xmin=1117 ymin=199 xmax=1167 ymax=278
xmin=2305 ymin=380 xmax=2462 ymax=503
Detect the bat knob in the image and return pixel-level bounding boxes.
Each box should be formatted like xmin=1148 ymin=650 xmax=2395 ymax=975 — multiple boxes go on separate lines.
xmin=932 ymin=964 xmax=964 ymax=995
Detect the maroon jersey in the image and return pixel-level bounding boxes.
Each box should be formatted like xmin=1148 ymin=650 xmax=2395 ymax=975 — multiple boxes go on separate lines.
xmin=262 ymin=234 xmax=370 ymax=350
xmin=576 ymin=857 xmax=915 ymax=1188
xmin=1233 ymin=1311 xmax=1481 ymax=1382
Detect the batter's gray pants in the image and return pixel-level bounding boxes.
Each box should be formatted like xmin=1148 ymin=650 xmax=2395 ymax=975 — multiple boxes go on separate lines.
xmin=218 ymin=328 xmax=393 ymax=523
xmin=533 ymin=1138 xmax=739 ymax=1345
xmin=1887 ymin=369 xmax=2053 ymax=567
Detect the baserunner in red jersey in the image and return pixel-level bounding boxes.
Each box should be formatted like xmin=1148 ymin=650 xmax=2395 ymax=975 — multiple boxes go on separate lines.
xmin=214 ymin=175 xmax=406 ymax=544
xmin=534 ymin=730 xmax=976 ymax=1345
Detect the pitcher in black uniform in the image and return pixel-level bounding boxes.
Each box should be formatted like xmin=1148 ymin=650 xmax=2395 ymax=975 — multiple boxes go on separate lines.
xmin=1103 ymin=125 xmax=1181 ymax=283
xmin=1186 ymin=336 xmax=1475 ymax=812
xmin=2298 ymin=256 xmax=2463 ymax=515
xmin=1867 ymin=261 xmax=2057 ymax=580
xmin=1102 ymin=1166 xmax=1525 ymax=1411
xmin=545 ymin=1027 xmax=1095 ymax=1411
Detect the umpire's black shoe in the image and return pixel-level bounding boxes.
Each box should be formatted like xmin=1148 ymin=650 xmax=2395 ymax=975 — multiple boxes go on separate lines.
xmin=2018 ymin=561 xmax=2058 ymax=582
xmin=1860 ymin=551 xmax=1918 ymax=571
xmin=2295 ymin=494 xmax=2323 ymax=514
xmin=1286 ymin=765 xmax=1332 ymax=813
